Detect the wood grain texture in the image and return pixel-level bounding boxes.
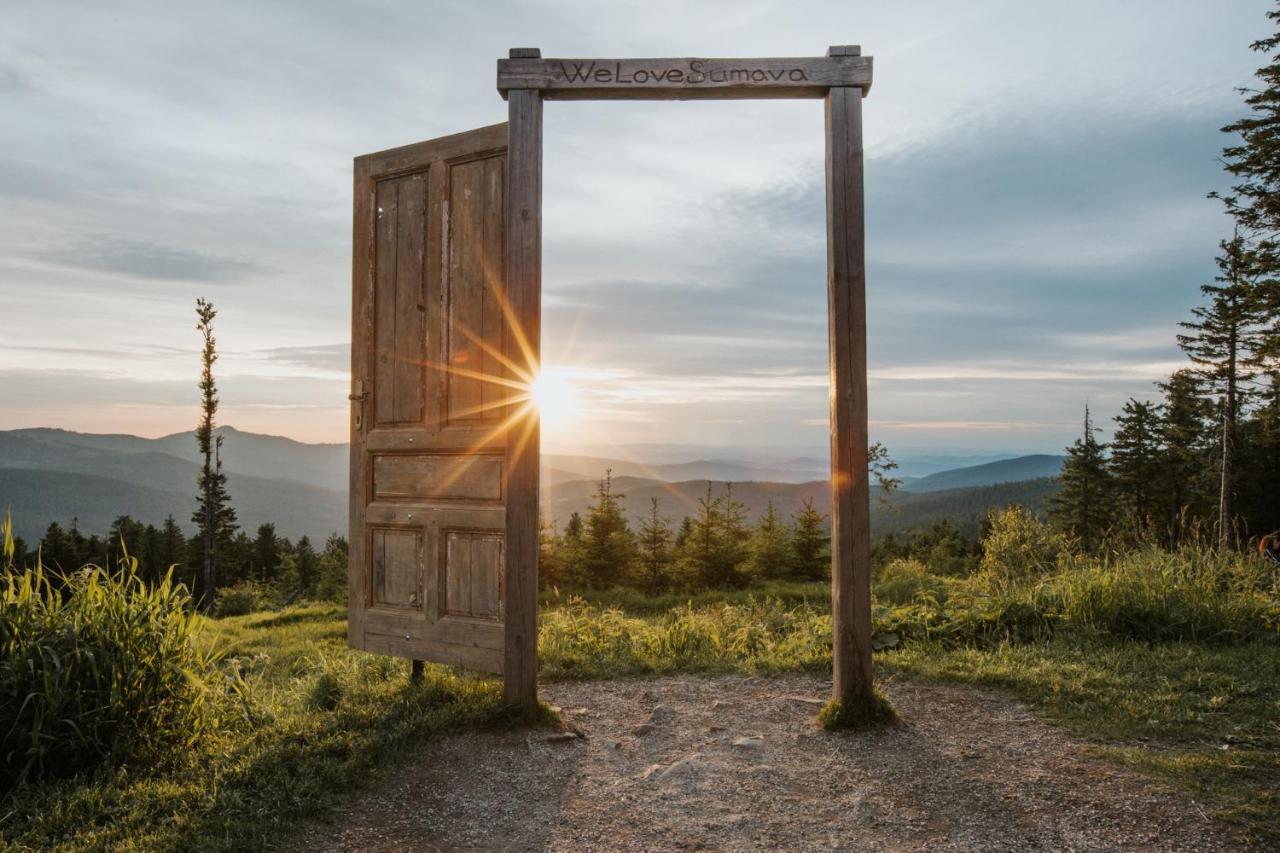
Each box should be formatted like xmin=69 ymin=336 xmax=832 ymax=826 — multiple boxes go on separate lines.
xmin=825 ymin=85 xmax=874 ymax=705
xmin=445 ymin=154 xmax=506 ymax=423
xmin=372 ymin=453 xmax=504 ymax=502
xmin=351 ymin=122 xmax=511 ymax=676
xmin=498 ymin=55 xmax=872 ymax=100
xmin=503 ymin=89 xmax=542 ymax=708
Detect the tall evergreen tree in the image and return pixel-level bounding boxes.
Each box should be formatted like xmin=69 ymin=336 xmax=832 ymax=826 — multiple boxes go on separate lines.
xmin=1049 ymin=405 xmax=1114 ymax=552
xmin=746 ymin=501 xmax=790 ymax=579
xmin=676 ymin=483 xmax=725 ymax=589
xmin=579 ymin=470 xmax=635 ymax=588
xmin=1109 ymin=399 xmax=1164 ymax=540
xmin=673 ymin=516 xmax=694 ymax=550
xmin=251 ymin=523 xmax=281 ymax=582
xmin=1157 ymin=370 xmax=1214 ymax=544
xmin=788 ymin=498 xmax=829 ymax=581
xmin=635 ymin=498 xmax=673 ymax=593
xmin=1217 ymin=6 xmax=1280 ymax=237
xmin=563 ymin=512 xmax=584 ymax=544
xmin=1236 ymin=370 xmax=1280 ymax=535
xmin=192 ymin=298 xmax=237 ymax=602
xmin=538 ymin=517 xmax=563 ymax=589
xmin=1177 ymin=235 xmax=1264 ymax=547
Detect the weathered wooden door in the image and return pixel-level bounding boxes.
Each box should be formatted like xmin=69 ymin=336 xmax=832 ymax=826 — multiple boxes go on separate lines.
xmin=349 ymin=123 xmax=514 ymax=672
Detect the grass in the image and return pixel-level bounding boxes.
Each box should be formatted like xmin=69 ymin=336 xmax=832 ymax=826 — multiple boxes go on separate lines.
xmin=883 ymin=635 xmax=1280 ymax=845
xmin=5 ymin=535 xmax=1279 ymax=848
xmin=818 ymin=688 xmax=899 ymax=731
xmin=0 ymin=604 xmax=553 ymax=852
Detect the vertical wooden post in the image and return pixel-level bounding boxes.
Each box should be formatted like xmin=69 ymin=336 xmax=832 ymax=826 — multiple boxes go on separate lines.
xmin=503 ymin=48 xmax=543 ymax=710
xmin=410 ymin=659 xmax=424 ymax=684
xmin=824 ymin=46 xmax=873 ymax=706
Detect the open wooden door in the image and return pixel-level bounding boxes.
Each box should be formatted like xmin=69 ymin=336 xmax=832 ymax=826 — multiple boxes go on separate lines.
xmin=349 ymin=123 xmax=519 ymax=673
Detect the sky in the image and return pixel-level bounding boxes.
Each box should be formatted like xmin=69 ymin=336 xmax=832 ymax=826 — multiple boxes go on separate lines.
xmin=0 ymin=1 xmax=1271 ymax=457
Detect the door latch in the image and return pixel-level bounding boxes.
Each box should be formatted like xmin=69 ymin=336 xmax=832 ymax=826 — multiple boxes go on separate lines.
xmin=350 ymin=379 xmax=367 ymax=430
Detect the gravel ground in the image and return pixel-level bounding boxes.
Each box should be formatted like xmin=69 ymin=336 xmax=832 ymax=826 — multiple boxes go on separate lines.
xmin=299 ymin=674 xmax=1243 ymax=852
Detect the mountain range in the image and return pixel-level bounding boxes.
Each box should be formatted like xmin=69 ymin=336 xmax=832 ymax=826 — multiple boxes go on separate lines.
xmin=0 ymin=427 xmax=1061 ymax=543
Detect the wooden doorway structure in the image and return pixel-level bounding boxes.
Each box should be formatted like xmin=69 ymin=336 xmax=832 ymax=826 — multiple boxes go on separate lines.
xmin=350 ymin=47 xmax=875 ymax=712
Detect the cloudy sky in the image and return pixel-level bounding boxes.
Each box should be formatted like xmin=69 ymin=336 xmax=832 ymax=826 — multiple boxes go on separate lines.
xmin=0 ymin=1 xmax=1269 ymax=457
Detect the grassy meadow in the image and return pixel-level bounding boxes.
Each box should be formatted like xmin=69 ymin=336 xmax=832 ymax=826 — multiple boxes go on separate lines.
xmin=2 ymin=517 xmax=1279 ymax=849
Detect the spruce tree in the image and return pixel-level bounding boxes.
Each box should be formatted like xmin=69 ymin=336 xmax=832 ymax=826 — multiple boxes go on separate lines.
xmin=156 ymin=515 xmax=187 ymax=586
xmin=1236 ymin=370 xmax=1280 ymax=535
xmin=1109 ymin=399 xmax=1164 ymax=540
xmin=746 ymin=501 xmax=790 ymax=579
xmin=788 ymin=498 xmax=829 ymax=581
xmin=636 ymin=498 xmax=673 ymax=593
xmin=673 ymin=516 xmax=694 ymax=549
xmin=676 ymin=483 xmax=724 ymax=589
xmin=579 ymin=470 xmax=635 ymax=588
xmin=192 ymin=298 xmax=237 ymax=603
xmin=1177 ymin=235 xmax=1263 ymax=547
xmin=1048 ymin=405 xmax=1114 ymax=552
xmin=718 ymin=484 xmax=751 ymax=587
xmin=1158 ymin=370 xmax=1214 ymax=544
xmin=251 ymin=523 xmax=280 ymax=583
xmin=538 ymin=517 xmax=562 ymax=589
xmin=1218 ymin=6 xmax=1280 ymax=236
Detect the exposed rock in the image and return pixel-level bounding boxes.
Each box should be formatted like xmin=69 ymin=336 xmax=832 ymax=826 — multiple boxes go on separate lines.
xmin=546 ymin=732 xmax=581 ymax=744
xmin=732 ymin=736 xmax=765 ymax=750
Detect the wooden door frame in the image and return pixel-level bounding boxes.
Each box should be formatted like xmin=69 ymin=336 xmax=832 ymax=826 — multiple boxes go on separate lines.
xmin=496 ymin=47 xmax=874 ymax=709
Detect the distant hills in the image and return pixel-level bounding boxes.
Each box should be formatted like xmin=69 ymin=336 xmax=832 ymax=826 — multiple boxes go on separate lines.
xmin=900 ymin=454 xmax=1064 ymax=493
xmin=0 ymin=428 xmax=346 ymax=542
xmin=0 ymin=427 xmax=1061 ymax=544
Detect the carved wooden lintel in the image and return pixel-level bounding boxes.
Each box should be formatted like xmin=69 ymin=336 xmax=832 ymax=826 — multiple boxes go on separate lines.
xmin=498 ymin=52 xmax=872 ymax=100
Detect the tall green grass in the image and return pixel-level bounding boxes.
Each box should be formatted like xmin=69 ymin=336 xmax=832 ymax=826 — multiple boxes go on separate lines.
xmin=539 ymin=597 xmax=833 ymax=680
xmin=0 ymin=556 xmax=228 ymax=789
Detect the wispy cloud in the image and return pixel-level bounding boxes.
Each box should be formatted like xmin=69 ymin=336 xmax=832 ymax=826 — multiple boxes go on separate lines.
xmin=33 ymin=236 xmax=264 ymax=284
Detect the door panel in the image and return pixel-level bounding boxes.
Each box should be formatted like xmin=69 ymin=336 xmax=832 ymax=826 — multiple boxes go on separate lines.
xmin=350 ymin=123 xmax=511 ymax=672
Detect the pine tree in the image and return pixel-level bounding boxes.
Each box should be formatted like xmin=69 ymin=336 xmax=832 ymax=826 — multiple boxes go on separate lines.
xmin=673 ymin=516 xmax=694 ymax=549
xmin=1236 ymin=370 xmax=1280 ymax=536
xmin=563 ymin=512 xmax=584 ymax=543
xmin=746 ymin=501 xmax=790 ymax=579
xmin=1158 ymin=370 xmax=1214 ymax=544
xmin=675 ymin=483 xmax=724 ymax=589
xmin=1178 ymin=235 xmax=1264 ymax=547
xmin=1109 ymin=399 xmax=1164 ymax=540
xmin=251 ymin=523 xmax=281 ymax=582
xmin=39 ymin=521 xmax=71 ymax=572
xmin=293 ymin=536 xmax=319 ymax=596
xmin=538 ymin=517 xmax=562 ymax=589
xmin=1049 ymin=405 xmax=1114 ymax=551
xmin=1217 ymin=6 xmax=1280 ymax=236
xmin=635 ymin=498 xmax=673 ymax=593
xmin=579 ymin=470 xmax=635 ymax=588
xmin=718 ymin=484 xmax=751 ymax=587
xmin=192 ymin=298 xmax=237 ymax=603
xmin=788 ymin=498 xmax=829 ymax=581
xmin=154 ymin=515 xmax=187 ymax=585
xmin=316 ymin=534 xmax=349 ymax=602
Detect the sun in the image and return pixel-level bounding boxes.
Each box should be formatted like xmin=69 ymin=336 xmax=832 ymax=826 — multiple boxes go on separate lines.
xmin=529 ymin=368 xmax=582 ymax=426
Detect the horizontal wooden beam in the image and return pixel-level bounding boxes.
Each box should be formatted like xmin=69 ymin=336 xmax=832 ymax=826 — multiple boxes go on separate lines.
xmin=497 ymin=53 xmax=872 ymax=100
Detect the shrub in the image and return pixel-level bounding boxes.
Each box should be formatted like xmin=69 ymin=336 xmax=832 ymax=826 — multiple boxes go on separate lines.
xmin=0 ymin=564 xmax=227 ymax=789
xmin=874 ymin=558 xmax=948 ymax=606
xmin=1049 ymin=546 xmax=1278 ymax=643
xmin=212 ymin=579 xmax=277 ymax=617
xmin=979 ymin=506 xmax=1073 ymax=587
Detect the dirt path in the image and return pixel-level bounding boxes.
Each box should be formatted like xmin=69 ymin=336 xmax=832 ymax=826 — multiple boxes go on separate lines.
xmin=302 ymin=675 xmax=1241 ymax=852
